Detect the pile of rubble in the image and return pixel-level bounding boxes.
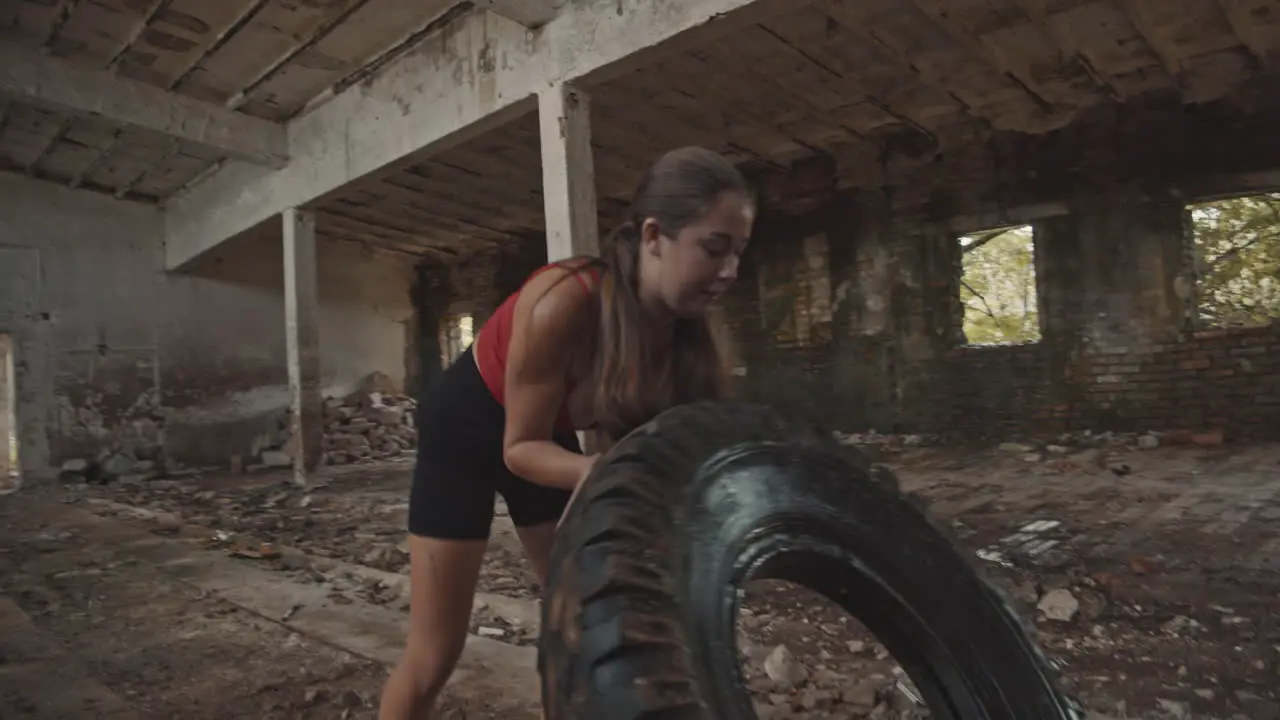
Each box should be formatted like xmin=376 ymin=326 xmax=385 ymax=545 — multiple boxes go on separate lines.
xmin=53 ymin=371 xmax=420 ymax=481
xmin=56 ymin=386 xmax=167 ymax=484
xmin=321 ymin=388 xmax=417 ymax=466
xmin=988 ymin=428 xmax=1227 ymax=470
xmin=248 ymin=371 xmax=419 ymax=468
xmin=1050 ymin=427 xmax=1224 ymax=450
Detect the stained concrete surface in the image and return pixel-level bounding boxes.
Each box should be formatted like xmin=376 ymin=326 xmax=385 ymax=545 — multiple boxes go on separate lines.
xmin=2 ymin=436 xmax=1278 ymax=718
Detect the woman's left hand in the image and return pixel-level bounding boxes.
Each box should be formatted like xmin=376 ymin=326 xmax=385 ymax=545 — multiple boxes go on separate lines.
xmin=558 ymin=454 xmax=600 ymax=529
xmin=577 ymin=453 xmax=600 ymax=486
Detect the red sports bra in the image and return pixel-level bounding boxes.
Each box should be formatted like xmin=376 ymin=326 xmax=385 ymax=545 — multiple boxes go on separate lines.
xmin=473 ymin=262 xmax=599 ymax=431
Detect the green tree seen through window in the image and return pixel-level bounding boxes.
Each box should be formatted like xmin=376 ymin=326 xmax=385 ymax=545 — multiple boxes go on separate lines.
xmin=958 ymin=225 xmax=1040 ymax=345
xmin=1190 ymin=193 xmax=1280 ymax=328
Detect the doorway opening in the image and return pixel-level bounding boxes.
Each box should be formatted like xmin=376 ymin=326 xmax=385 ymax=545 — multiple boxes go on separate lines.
xmin=0 ymin=333 xmax=17 ymax=490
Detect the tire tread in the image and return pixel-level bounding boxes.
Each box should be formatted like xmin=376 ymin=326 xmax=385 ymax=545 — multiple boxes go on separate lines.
xmin=540 ymin=400 xmax=1076 ymax=719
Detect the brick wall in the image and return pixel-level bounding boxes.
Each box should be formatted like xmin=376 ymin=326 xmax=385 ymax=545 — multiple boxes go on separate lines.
xmin=1080 ymin=325 xmax=1280 ymax=435
xmin=742 ymin=322 xmax=1280 ymax=441
xmin=935 ymin=325 xmax=1280 ymax=439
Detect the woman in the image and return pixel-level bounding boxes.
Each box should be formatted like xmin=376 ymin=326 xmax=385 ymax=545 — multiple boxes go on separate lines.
xmin=378 ymin=146 xmax=755 ymax=719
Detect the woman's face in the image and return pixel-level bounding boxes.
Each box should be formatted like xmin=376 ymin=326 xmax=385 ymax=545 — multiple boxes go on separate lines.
xmin=639 ymin=190 xmax=755 ymax=317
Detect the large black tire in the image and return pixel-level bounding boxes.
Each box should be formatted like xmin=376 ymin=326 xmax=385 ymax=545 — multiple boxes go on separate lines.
xmin=538 ymin=400 xmax=1083 ymax=720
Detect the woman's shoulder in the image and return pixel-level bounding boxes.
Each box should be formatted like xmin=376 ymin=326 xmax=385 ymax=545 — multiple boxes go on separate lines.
xmin=554 ymin=256 xmax=603 ymax=283
xmin=531 ymin=257 xmax=603 ymax=297
xmin=518 ymin=259 xmax=601 ymax=324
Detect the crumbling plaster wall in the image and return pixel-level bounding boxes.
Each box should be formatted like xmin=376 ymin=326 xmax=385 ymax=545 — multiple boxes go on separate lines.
xmin=163 ymin=233 xmax=415 ymax=466
xmin=0 ymin=174 xmax=415 ymax=472
xmin=0 ymin=174 xmax=161 ymax=475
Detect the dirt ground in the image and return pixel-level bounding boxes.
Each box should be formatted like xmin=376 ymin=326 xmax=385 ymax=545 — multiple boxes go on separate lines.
xmin=1 ymin=434 xmax=1278 ymax=719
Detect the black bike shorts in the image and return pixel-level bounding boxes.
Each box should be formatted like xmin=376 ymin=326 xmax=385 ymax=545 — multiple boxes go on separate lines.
xmin=407 ymin=345 xmax=579 ymax=540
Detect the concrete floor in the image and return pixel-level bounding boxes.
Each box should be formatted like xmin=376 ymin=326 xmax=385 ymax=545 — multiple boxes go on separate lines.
xmin=0 ymin=478 xmax=541 ymax=719
xmin=1 ymin=438 xmax=1278 ymax=718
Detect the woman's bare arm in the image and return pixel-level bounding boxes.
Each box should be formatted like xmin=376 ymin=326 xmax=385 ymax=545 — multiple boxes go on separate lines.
xmin=501 ymin=268 xmax=596 ymax=490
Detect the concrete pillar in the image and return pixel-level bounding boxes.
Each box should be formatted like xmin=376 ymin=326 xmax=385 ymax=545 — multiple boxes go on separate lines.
xmin=407 ymin=265 xmax=442 ymax=398
xmin=1034 ymin=187 xmax=1195 ymax=350
xmin=0 ymin=333 xmax=12 ymax=483
xmin=283 ymin=208 xmax=323 ymax=486
xmin=538 ymin=82 xmax=599 ymax=261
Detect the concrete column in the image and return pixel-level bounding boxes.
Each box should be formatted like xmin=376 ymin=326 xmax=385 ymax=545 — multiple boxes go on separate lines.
xmin=283 ymin=208 xmax=323 ymax=486
xmin=538 ymin=82 xmax=599 ymax=261
xmin=827 ymin=190 xmax=965 ymax=348
xmin=407 ymin=265 xmax=442 ymax=399
xmin=0 ymin=333 xmax=12 ymax=483
xmin=1034 ymin=186 xmax=1195 ymax=350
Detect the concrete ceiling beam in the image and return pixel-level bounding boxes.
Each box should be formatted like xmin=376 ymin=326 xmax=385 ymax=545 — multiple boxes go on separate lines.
xmin=475 ymin=0 xmax=563 ymax=28
xmin=0 ymin=40 xmax=288 ymax=170
xmin=162 ymin=0 xmax=804 ymax=271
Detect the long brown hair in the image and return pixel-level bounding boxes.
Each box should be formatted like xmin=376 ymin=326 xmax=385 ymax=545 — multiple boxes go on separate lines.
xmin=565 ymin=146 xmax=753 ymax=444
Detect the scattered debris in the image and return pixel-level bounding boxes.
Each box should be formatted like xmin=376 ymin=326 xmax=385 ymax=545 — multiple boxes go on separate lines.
xmin=763 ymin=643 xmax=809 ymax=688
xmin=977 ymin=519 xmax=1073 ymax=569
xmin=261 ymin=450 xmax=293 ymax=468
xmin=1038 ymin=588 xmax=1081 ymax=622
xmin=281 ymin=602 xmax=304 ymax=622
xmin=833 ymin=430 xmax=940 ymax=451
xmin=231 ymin=542 xmax=282 ymax=560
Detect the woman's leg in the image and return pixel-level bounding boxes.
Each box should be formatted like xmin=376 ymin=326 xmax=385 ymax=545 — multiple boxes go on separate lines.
xmin=378 ymin=535 xmax=486 ymax=720
xmin=383 ymin=411 xmax=497 ymax=717
xmin=380 ymin=344 xmax=510 ymax=718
